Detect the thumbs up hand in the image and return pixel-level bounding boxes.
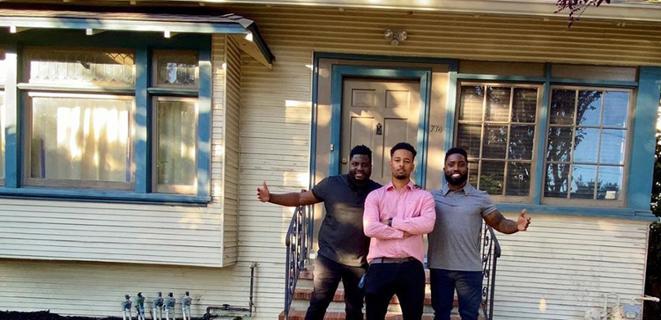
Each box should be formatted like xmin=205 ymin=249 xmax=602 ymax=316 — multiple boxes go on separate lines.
xmin=257 ymin=181 xmax=271 ymax=203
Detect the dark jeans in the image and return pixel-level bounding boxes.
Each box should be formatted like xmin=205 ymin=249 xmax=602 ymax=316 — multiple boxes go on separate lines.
xmin=305 ymin=255 xmax=366 ymax=320
xmin=429 ymin=268 xmax=483 ymax=320
xmin=364 ymin=259 xmax=425 ymax=320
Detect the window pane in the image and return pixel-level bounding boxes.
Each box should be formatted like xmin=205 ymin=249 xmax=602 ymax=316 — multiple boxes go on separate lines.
xmin=29 ymin=95 xmax=132 ymax=184
xmin=468 ymin=161 xmax=479 ymax=186
xmin=24 ymin=48 xmax=135 ymax=87
xmin=550 ymin=89 xmax=575 ymax=125
xmin=458 ymin=85 xmax=483 ymax=121
xmin=545 ymin=163 xmax=569 ymax=198
xmin=546 ymin=127 xmax=573 ymax=162
xmin=571 ymin=165 xmax=597 ymax=199
xmin=509 ymin=125 xmax=535 ymax=160
xmin=574 ymin=128 xmax=600 ymax=163
xmin=600 ymin=129 xmax=625 ymax=165
xmin=512 ymin=88 xmax=537 ymax=123
xmin=156 ymin=99 xmax=197 ymax=193
xmin=486 ymin=87 xmax=510 ymax=122
xmin=480 ymin=161 xmax=504 ymax=195
xmin=457 ymin=124 xmax=482 ymax=159
xmin=597 ymin=166 xmax=623 ymax=200
xmin=154 ymin=51 xmax=198 ymax=88
xmin=506 ymin=162 xmax=531 ymax=196
xmin=603 ymin=91 xmax=629 ymax=128
xmin=482 ymin=125 xmax=507 ymax=159
xmin=576 ymin=90 xmax=602 ymax=126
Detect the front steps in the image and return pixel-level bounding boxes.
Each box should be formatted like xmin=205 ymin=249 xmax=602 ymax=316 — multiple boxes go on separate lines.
xmin=279 ymin=263 xmax=484 ymax=320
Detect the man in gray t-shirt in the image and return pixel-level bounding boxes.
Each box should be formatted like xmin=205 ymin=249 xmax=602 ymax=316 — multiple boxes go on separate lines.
xmin=257 ymin=145 xmax=380 ymax=320
xmin=428 ymin=147 xmax=531 ymax=320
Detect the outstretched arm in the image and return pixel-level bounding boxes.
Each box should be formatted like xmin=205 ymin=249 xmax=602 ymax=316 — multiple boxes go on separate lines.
xmin=257 ymin=181 xmax=321 ymax=207
xmin=484 ymin=208 xmax=531 ymax=234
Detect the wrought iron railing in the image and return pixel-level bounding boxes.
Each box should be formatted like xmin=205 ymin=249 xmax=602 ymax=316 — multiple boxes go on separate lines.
xmin=481 ymin=225 xmax=502 ymax=320
xmin=283 ymin=205 xmax=311 ymax=319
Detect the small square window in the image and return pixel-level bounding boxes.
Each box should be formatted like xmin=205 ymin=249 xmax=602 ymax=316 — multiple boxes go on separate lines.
xmin=152 ymin=50 xmax=198 ymax=89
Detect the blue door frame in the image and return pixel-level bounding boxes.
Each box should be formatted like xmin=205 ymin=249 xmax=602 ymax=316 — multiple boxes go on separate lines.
xmin=329 ymin=65 xmax=432 ymax=186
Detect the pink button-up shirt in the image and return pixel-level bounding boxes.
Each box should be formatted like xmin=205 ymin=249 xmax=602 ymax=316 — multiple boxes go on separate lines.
xmin=363 ymin=181 xmax=436 ymax=263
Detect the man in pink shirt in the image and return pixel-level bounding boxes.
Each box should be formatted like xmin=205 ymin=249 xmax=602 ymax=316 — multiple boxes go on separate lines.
xmin=362 ymin=142 xmax=436 ymax=320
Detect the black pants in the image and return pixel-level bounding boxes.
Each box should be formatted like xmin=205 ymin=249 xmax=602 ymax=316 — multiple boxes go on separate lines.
xmin=305 ymin=255 xmax=366 ymax=320
xmin=364 ymin=259 xmax=425 ymax=320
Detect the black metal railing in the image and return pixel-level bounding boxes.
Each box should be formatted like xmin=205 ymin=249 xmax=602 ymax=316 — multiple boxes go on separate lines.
xmin=481 ymin=225 xmax=502 ymax=320
xmin=284 ymin=205 xmax=311 ymax=319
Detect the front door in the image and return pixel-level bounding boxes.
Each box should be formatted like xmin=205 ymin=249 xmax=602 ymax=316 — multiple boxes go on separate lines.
xmin=341 ymin=78 xmax=421 ymax=184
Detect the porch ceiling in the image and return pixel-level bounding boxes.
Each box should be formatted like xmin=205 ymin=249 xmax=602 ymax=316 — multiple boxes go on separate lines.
xmin=0 ymin=7 xmax=275 ymax=67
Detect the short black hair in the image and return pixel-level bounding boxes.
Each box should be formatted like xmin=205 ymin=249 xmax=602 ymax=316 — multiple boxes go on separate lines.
xmin=390 ymin=142 xmax=417 ymax=159
xmin=350 ymin=145 xmax=372 ymax=161
xmin=445 ymin=147 xmax=468 ymax=162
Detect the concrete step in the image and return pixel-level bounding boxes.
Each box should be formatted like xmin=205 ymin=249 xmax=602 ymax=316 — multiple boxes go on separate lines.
xmin=294 ymin=287 xmax=438 ymax=306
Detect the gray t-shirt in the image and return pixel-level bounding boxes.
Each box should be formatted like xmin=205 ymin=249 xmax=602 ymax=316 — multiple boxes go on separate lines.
xmin=312 ymin=175 xmax=381 ymax=267
xmin=428 ymin=183 xmax=497 ymax=271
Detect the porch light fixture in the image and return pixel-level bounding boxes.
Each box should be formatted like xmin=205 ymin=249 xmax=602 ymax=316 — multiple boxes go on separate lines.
xmin=384 ymin=28 xmax=407 ymax=46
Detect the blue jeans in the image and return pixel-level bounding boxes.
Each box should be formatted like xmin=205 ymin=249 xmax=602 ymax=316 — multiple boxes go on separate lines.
xmin=305 ymin=255 xmax=366 ymax=320
xmin=430 ymin=269 xmax=483 ymax=320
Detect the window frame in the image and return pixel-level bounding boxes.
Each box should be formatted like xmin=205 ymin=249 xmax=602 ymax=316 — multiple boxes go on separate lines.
xmin=151 ymin=95 xmax=199 ymax=195
xmin=454 ymin=81 xmax=544 ymax=203
xmin=0 ymin=31 xmax=212 ymax=204
xmin=22 ymin=91 xmax=136 ymax=190
xmin=541 ymin=85 xmax=634 ymax=208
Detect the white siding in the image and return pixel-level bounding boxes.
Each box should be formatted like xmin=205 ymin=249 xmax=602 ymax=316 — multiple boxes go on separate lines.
xmin=0 ymin=199 xmax=223 ymax=266
xmin=494 ymin=214 xmax=649 ymax=319
xmin=213 ymin=34 xmax=243 ymax=265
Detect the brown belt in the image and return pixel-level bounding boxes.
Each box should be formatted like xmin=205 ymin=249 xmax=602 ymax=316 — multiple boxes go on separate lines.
xmin=370 ymin=257 xmax=416 ymax=264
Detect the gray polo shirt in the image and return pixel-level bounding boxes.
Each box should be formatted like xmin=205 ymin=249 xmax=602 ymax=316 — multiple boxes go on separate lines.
xmin=428 ymin=183 xmax=497 ymax=271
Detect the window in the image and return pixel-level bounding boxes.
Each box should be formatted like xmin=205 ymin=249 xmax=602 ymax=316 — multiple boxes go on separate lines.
xmin=544 ymin=88 xmax=630 ymax=203
xmin=455 ymin=84 xmax=540 ymax=199
xmin=151 ymin=50 xmax=199 ymax=194
xmin=22 ymin=48 xmax=135 ymax=189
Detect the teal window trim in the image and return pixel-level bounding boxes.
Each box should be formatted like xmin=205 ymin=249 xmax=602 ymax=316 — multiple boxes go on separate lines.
xmin=443 ymin=64 xmax=458 ymax=153
xmin=531 ymin=63 xmax=552 ymax=204
xmin=0 ymin=31 xmax=212 ymax=204
xmin=496 ymin=203 xmax=656 ymax=221
xmin=196 ymin=49 xmax=212 ymax=200
xmin=329 ymin=65 xmax=431 ymax=186
xmin=627 ymin=67 xmax=661 ymax=211
xmin=135 ymin=47 xmax=150 ymax=194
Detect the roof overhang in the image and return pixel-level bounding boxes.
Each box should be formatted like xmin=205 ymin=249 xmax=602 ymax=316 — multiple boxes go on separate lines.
xmin=192 ymin=0 xmax=661 ymax=23
xmin=0 ymin=8 xmax=275 ymax=68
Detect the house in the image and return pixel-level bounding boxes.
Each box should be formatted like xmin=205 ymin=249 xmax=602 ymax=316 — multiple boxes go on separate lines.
xmin=0 ymin=0 xmax=660 ymax=319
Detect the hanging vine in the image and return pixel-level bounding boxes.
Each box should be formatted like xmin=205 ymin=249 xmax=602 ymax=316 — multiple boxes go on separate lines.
xmin=555 ymin=0 xmax=610 ymax=26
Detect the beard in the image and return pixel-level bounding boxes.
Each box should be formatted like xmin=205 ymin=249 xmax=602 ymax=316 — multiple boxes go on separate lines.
xmin=445 ymin=172 xmax=468 ymax=186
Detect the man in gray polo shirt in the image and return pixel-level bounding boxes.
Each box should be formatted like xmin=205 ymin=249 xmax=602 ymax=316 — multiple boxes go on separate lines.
xmin=428 ymin=147 xmax=531 ymax=320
